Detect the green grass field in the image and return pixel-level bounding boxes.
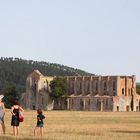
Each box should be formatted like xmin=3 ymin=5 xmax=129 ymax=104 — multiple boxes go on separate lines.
xmin=0 ymin=110 xmax=140 ymax=140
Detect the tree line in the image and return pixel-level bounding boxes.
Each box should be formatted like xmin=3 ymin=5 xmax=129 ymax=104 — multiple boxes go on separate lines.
xmin=0 ymin=57 xmax=139 ymax=108
xmin=0 ymin=57 xmax=91 ymax=107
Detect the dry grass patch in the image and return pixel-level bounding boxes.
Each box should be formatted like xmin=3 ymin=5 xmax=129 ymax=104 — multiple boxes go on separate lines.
xmin=0 ymin=110 xmax=140 ymax=140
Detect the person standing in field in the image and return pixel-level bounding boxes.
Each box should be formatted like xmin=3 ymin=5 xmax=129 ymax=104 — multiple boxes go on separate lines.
xmin=11 ymin=99 xmax=24 ymax=137
xmin=34 ymin=109 xmax=45 ymax=138
xmin=0 ymin=95 xmax=6 ymax=134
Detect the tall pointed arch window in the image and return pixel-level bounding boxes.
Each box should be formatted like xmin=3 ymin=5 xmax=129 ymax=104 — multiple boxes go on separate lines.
xmin=113 ymin=81 xmax=116 ymax=91
xmin=122 ymin=88 xmax=125 ymax=95
xmin=104 ymin=82 xmax=107 ymax=91
xmin=95 ymin=82 xmax=98 ymax=91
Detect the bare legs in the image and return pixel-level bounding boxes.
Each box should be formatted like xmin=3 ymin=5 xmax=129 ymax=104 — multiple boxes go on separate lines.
xmin=34 ymin=127 xmax=44 ymax=138
xmin=0 ymin=123 xmax=5 ymax=134
xmin=2 ymin=123 xmax=5 ymax=134
xmin=34 ymin=126 xmax=38 ymax=136
xmin=0 ymin=124 xmax=2 ymax=134
xmin=40 ymin=127 xmax=43 ymax=137
xmin=13 ymin=126 xmax=19 ymax=137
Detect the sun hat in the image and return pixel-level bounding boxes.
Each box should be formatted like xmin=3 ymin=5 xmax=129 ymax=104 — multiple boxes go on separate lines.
xmin=0 ymin=95 xmax=4 ymax=100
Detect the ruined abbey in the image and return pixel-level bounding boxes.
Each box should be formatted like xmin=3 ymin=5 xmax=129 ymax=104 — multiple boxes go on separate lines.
xmin=21 ymin=70 xmax=140 ymax=111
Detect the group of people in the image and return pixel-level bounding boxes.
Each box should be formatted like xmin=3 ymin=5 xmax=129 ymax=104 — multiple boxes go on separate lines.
xmin=0 ymin=95 xmax=45 ymax=137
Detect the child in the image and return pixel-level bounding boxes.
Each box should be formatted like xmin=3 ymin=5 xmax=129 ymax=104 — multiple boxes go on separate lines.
xmin=34 ymin=109 xmax=45 ymax=137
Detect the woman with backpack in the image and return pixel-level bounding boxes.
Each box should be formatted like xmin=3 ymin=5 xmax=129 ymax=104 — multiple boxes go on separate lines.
xmin=11 ymin=99 xmax=24 ymax=137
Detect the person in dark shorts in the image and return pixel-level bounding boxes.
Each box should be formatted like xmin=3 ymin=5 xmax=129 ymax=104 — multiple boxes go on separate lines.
xmin=34 ymin=109 xmax=45 ymax=137
xmin=11 ymin=99 xmax=24 ymax=137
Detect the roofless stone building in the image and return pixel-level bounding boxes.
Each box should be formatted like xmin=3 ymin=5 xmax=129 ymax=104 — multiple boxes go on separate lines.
xmin=21 ymin=70 xmax=140 ymax=111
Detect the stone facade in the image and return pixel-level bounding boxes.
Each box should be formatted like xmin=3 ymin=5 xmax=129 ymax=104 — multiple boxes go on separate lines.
xmin=63 ymin=75 xmax=139 ymax=111
xmin=21 ymin=70 xmax=54 ymax=110
xmin=21 ymin=70 xmax=140 ymax=111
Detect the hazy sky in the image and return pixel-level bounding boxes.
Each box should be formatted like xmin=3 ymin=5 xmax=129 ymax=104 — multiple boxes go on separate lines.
xmin=0 ymin=0 xmax=140 ymax=81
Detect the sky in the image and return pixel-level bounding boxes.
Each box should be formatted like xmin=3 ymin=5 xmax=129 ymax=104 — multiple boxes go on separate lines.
xmin=0 ymin=0 xmax=140 ymax=81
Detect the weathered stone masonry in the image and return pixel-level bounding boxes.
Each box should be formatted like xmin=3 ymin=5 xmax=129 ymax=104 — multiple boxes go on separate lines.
xmin=56 ymin=75 xmax=139 ymax=111
xmin=21 ymin=70 xmax=140 ymax=111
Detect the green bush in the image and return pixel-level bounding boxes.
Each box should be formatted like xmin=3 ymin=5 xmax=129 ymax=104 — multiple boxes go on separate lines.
xmin=136 ymin=85 xmax=140 ymax=95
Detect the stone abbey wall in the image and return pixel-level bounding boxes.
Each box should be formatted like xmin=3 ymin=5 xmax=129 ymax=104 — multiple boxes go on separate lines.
xmin=66 ymin=75 xmax=136 ymax=97
xmin=62 ymin=75 xmax=138 ymax=111
xmin=21 ymin=70 xmax=54 ymax=110
xmin=21 ymin=70 xmax=140 ymax=111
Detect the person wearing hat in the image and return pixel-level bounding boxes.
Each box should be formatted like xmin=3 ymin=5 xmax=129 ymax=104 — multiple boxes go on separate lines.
xmin=0 ymin=95 xmax=5 ymax=134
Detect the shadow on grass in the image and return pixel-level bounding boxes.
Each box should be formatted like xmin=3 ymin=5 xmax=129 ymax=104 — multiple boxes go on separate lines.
xmin=51 ymin=130 xmax=104 ymax=136
xmin=0 ymin=136 xmax=46 ymax=140
xmin=111 ymin=130 xmax=140 ymax=134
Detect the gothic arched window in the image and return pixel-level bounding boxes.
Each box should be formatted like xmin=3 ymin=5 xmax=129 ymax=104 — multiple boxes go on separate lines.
xmin=113 ymin=81 xmax=116 ymax=91
xmin=95 ymin=82 xmax=98 ymax=91
xmin=122 ymin=88 xmax=125 ymax=95
xmin=104 ymin=82 xmax=107 ymax=91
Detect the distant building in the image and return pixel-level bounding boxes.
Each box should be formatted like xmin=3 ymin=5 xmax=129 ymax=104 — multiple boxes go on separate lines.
xmin=21 ymin=70 xmax=54 ymax=110
xmin=21 ymin=70 xmax=140 ymax=111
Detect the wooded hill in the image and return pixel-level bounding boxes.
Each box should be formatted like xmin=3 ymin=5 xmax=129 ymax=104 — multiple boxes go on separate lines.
xmin=136 ymin=84 xmax=140 ymax=95
xmin=0 ymin=57 xmax=92 ymax=94
xmin=0 ymin=57 xmax=139 ymax=96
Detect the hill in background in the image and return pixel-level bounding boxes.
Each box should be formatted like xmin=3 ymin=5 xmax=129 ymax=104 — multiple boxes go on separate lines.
xmin=0 ymin=57 xmax=93 ymax=94
xmin=136 ymin=83 xmax=140 ymax=95
xmin=137 ymin=82 xmax=140 ymax=85
xmin=0 ymin=57 xmax=139 ymax=96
